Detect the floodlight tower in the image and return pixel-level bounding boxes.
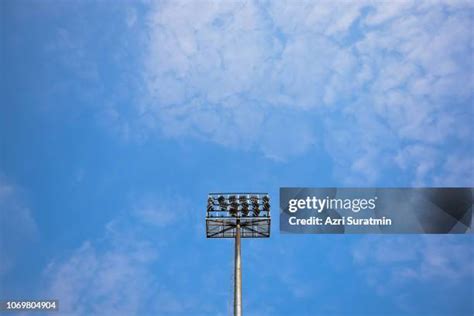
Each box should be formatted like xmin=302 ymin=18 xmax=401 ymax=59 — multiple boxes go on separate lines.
xmin=206 ymin=193 xmax=271 ymax=316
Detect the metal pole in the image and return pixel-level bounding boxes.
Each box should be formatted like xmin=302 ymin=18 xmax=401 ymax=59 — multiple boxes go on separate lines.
xmin=234 ymin=222 xmax=242 ymax=316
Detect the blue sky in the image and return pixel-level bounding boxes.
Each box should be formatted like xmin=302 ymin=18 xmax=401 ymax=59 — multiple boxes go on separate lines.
xmin=1 ymin=1 xmax=473 ymax=315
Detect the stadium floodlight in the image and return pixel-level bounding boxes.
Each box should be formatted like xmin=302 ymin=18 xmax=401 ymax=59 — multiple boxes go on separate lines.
xmin=206 ymin=192 xmax=271 ymax=316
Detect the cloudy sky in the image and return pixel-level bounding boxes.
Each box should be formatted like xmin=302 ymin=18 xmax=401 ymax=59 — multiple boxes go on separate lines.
xmin=1 ymin=0 xmax=473 ymax=315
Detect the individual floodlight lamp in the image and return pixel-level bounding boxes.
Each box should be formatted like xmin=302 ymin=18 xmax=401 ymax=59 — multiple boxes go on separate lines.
xmin=239 ymin=195 xmax=249 ymax=216
xmin=263 ymin=195 xmax=270 ymax=214
xmin=250 ymin=195 xmax=260 ymax=216
xmin=206 ymin=193 xmax=271 ymax=316
xmin=207 ymin=197 xmax=214 ymax=213
xmin=229 ymin=195 xmax=239 ymax=216
xmin=218 ymin=195 xmax=228 ymax=212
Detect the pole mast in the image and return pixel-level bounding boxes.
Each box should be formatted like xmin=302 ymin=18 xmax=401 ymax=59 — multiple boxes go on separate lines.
xmin=234 ymin=221 xmax=242 ymax=316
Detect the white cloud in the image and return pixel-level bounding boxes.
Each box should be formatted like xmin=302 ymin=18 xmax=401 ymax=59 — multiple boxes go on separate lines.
xmin=353 ymin=236 xmax=474 ymax=296
xmin=353 ymin=237 xmax=474 ymax=314
xmin=130 ymin=0 xmax=473 ymax=182
xmin=433 ymin=156 xmax=474 ymax=187
xmin=43 ymin=192 xmax=184 ymax=314
xmin=45 ymin=237 xmax=159 ymax=315
xmin=394 ymin=145 xmax=439 ymax=186
xmin=126 ymin=8 xmax=137 ymax=28
xmin=44 ymin=201 xmax=164 ymax=315
xmin=0 ymin=178 xmax=38 ymax=277
xmin=35 ymin=0 xmax=473 ymax=183
xmin=131 ymin=193 xmax=188 ymax=227
xmin=43 ymin=193 xmax=222 ymax=315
